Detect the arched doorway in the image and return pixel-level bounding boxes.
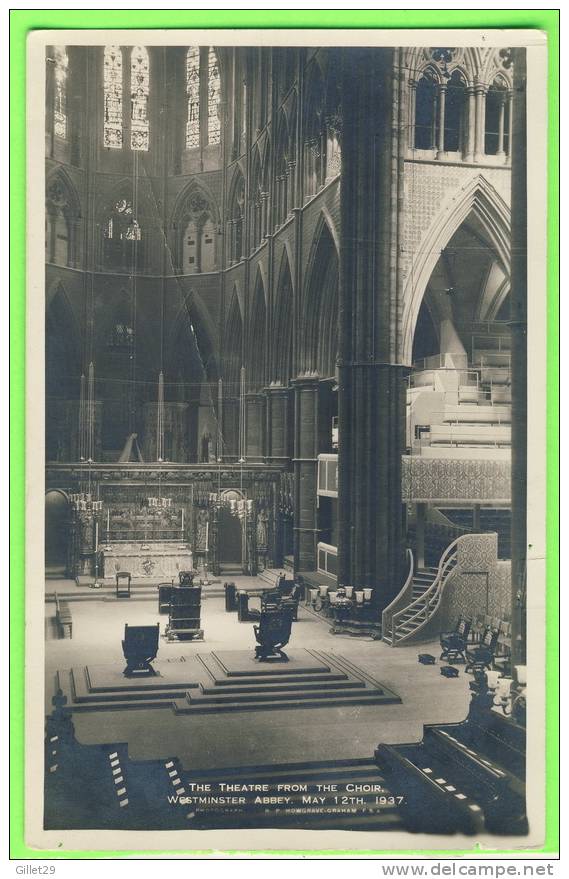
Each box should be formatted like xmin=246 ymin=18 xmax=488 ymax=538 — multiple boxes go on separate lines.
xmin=218 ymin=507 xmax=243 ymax=570
xmin=45 ymin=490 xmax=70 ymax=577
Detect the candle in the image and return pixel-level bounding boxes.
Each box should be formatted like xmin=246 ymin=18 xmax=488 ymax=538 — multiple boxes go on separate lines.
xmin=205 ymin=520 xmax=209 ymax=552
xmin=107 ymin=509 xmax=110 ymax=533
xmin=181 ymin=508 xmax=184 ymax=531
xmin=94 ymin=520 xmax=99 ymax=553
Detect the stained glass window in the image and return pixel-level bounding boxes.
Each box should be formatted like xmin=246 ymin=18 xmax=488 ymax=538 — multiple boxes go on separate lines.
xmin=104 ymin=200 xmax=142 ymax=240
xmin=207 ymin=47 xmax=221 ymax=145
xmin=103 ymin=46 xmax=123 ymax=149
xmin=130 ymin=46 xmax=150 ymax=151
xmin=186 ymin=47 xmax=200 ymax=149
xmin=53 ymin=45 xmax=68 ymax=139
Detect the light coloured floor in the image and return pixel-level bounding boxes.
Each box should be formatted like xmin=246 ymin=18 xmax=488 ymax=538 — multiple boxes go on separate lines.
xmin=45 ymin=582 xmax=472 ymax=771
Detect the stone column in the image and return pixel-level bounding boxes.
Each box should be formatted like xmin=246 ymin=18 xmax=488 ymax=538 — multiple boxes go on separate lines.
xmin=293 ymin=374 xmax=319 ymax=572
xmin=510 ymin=50 xmax=527 ymax=666
xmin=474 ymin=84 xmax=487 ymax=162
xmin=465 ymin=86 xmax=476 ymax=161
xmin=506 ymin=90 xmax=514 ymax=163
xmin=287 ymin=161 xmax=296 ymax=214
xmin=338 ymin=47 xmax=408 ymax=614
xmin=473 ymin=504 xmax=481 ymax=531
xmin=408 ymin=79 xmax=417 ymax=150
xmin=266 ymin=384 xmax=291 ymax=464
xmin=436 ymin=83 xmax=447 ymax=158
xmin=222 ymin=398 xmax=239 ymax=461
xmin=497 ymin=93 xmax=506 ymax=158
xmin=416 ymin=503 xmax=427 ymax=569
xmin=245 ymin=392 xmax=266 ymax=462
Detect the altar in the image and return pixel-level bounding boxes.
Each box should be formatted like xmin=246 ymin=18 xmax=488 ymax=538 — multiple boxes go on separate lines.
xmin=102 ymin=542 xmax=194 ymax=580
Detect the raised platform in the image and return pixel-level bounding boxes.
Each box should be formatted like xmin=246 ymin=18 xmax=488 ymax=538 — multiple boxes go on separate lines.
xmin=55 ymin=649 xmax=401 ymax=716
xmin=174 ymin=648 xmax=401 ymax=714
xmin=210 ymin=648 xmax=330 ymax=677
xmin=57 ymin=660 xmax=203 ymax=712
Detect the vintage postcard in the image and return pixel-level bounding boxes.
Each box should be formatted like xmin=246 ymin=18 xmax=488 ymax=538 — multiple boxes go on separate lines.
xmin=23 ymin=24 xmax=551 ymax=855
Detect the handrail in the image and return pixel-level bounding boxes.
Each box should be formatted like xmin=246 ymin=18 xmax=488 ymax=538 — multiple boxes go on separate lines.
xmin=382 ymin=548 xmax=414 ymax=638
xmin=392 ymin=535 xmax=462 ymax=645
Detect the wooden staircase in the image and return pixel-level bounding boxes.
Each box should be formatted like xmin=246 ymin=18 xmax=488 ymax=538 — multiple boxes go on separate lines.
xmin=382 ymin=567 xmax=438 ymax=645
xmin=382 ymin=539 xmax=461 ymax=646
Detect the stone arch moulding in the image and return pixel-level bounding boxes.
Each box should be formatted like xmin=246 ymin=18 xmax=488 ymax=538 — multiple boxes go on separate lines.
xmin=45 ymin=487 xmax=71 ymax=502
xmin=251 ymin=260 xmax=268 ymax=309
xmin=401 ymin=174 xmax=511 ymax=365
xmin=46 ymin=280 xmax=83 ymax=356
xmin=300 ymin=210 xmax=339 ymax=376
xmin=302 ymin=207 xmax=340 ymax=283
xmin=171 ymin=176 xmax=221 ymax=228
xmin=46 ymin=167 xmax=82 ymax=218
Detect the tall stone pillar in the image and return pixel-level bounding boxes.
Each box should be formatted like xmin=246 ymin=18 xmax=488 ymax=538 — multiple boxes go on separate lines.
xmin=337 ymin=48 xmax=407 ymax=614
xmin=510 ymin=50 xmax=527 ymax=665
xmin=266 ymin=384 xmax=291 ymax=464
xmin=222 ymin=398 xmax=239 ymax=461
xmin=293 ymin=374 xmax=319 ymax=572
xmin=245 ymin=392 xmax=266 ymax=462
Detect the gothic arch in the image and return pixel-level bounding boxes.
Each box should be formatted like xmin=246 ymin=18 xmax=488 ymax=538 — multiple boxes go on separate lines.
xmin=401 ymin=174 xmax=511 ymax=364
xmin=46 ymin=169 xmax=82 ymax=267
xmin=247 ymin=268 xmax=267 ymax=389
xmin=272 ymin=248 xmax=294 ymax=384
xmin=171 ymin=180 xmax=220 ymax=274
xmin=301 ymin=214 xmax=339 ymax=377
xmin=46 ymin=281 xmax=83 ymax=453
xmin=223 ymin=287 xmax=243 ymax=392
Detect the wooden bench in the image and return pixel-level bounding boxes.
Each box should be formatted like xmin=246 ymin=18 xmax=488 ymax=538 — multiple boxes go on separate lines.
xmin=54 ymin=592 xmax=73 ymax=639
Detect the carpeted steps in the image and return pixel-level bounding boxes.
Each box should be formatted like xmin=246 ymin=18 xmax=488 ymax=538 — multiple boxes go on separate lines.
xmin=55 ymin=648 xmax=401 ymax=715
xmin=173 ymin=648 xmax=400 ymax=714
xmin=56 ymin=664 xmax=202 ymax=712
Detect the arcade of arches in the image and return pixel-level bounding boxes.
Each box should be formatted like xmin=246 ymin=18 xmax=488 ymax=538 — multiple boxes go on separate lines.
xmin=45 ymin=44 xmax=526 ymax=647
xmin=44 ymin=44 xmax=529 ymax=777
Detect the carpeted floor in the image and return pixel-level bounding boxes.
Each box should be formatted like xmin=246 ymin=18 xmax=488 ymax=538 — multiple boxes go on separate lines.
xmin=45 ymin=585 xmax=472 ymax=771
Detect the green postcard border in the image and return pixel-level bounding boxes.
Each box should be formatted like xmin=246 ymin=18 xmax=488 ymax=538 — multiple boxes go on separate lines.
xmin=9 ymin=7 xmax=559 ymax=860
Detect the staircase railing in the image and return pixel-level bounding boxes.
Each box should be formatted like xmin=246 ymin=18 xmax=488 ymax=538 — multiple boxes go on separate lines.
xmin=381 ymin=549 xmax=414 ymax=642
xmin=391 ymin=536 xmax=461 ymax=646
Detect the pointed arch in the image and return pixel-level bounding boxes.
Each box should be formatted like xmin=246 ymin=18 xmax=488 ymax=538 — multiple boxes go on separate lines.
xmin=46 ymin=282 xmax=83 ymax=398
xmin=247 ymin=268 xmax=267 ymax=390
xmin=303 ymin=61 xmax=325 ymax=197
xmin=227 ymin=165 xmax=246 ymax=263
xmin=401 ymin=175 xmax=511 ymax=364
xmin=46 ymin=169 xmax=81 ymax=267
xmin=249 ymin=145 xmax=263 ymax=249
xmin=172 ymin=179 xmax=220 ymax=274
xmin=272 ymin=247 xmax=294 ymax=384
xmin=223 ymin=286 xmax=243 ymax=393
xmin=301 ymin=214 xmax=339 ymax=377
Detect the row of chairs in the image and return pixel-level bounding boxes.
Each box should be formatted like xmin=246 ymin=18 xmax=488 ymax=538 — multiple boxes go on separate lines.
xmin=440 ymin=615 xmax=511 ymax=674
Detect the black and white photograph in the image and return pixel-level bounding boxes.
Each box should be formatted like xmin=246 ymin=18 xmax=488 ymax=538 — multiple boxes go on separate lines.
xmin=27 ymin=29 xmax=548 ymax=852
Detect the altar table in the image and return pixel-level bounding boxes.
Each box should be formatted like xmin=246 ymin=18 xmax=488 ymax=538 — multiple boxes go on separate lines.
xmin=102 ymin=542 xmax=193 ymax=580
